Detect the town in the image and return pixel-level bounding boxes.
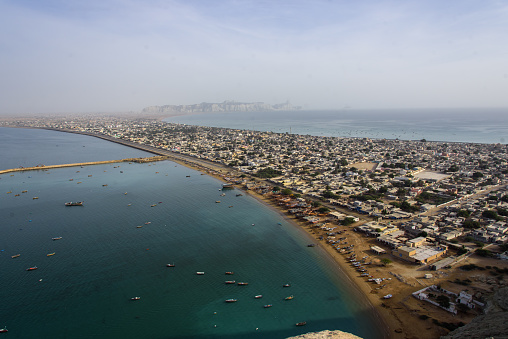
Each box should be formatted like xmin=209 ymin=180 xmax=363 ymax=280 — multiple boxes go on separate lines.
xmin=2 ymin=113 xmax=508 ymax=337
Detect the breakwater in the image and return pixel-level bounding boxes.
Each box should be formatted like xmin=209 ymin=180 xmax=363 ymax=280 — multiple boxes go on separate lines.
xmin=0 ymin=156 xmax=168 ymax=175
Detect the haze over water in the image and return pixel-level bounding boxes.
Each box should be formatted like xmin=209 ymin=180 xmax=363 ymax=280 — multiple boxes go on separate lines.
xmin=0 ymin=128 xmax=383 ymax=339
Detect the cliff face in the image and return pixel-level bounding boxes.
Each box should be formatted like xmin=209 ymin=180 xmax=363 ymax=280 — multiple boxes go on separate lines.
xmin=441 ymin=287 xmax=508 ymax=339
xmin=142 ymin=100 xmax=300 ymax=114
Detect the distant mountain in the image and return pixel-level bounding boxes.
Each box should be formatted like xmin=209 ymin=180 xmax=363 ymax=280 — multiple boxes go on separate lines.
xmin=142 ymin=100 xmax=301 ymax=114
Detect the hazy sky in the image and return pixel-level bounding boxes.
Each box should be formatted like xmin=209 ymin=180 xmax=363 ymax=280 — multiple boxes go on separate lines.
xmin=1 ymin=0 xmax=507 ymax=114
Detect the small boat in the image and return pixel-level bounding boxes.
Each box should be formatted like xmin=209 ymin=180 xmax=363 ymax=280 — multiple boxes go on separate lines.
xmin=144 ymin=222 xmax=151 ymax=225
xmin=225 ymin=281 xmax=236 ymax=284
xmin=166 ymin=263 xmax=175 ymax=267
xmin=236 ymin=194 xmax=243 ymax=197
xmin=33 ymin=197 xmax=39 ymax=200
xmin=102 ymin=184 xmax=108 ymax=187
xmin=383 ymin=294 xmax=393 ymax=299
xmin=285 ymin=295 xmax=294 ymax=300
xmin=14 ymin=194 xmax=20 ymax=197
xmin=131 ymin=297 xmax=141 ymax=300
xmin=11 ymin=254 xmax=20 ymax=259
xmin=52 ymin=237 xmax=62 ymax=241
xmin=6 ymin=191 xmax=12 ymax=194
xmin=215 ymin=201 xmax=221 ymax=203
xmin=196 ymin=272 xmax=205 ymax=275
xmin=26 ymin=267 xmax=38 ymax=271
xmin=307 ymin=244 xmax=316 ymax=247
xmin=283 ymin=283 xmax=290 ymax=287
xmin=225 ymin=299 xmax=237 ymax=303
xmin=136 ymin=225 xmax=143 ymax=228
xmin=264 ymin=304 xmax=272 ymax=308
xmin=237 ymin=282 xmax=248 ymax=286
xmin=254 ymin=295 xmax=263 ymax=299
xmin=225 ymin=272 xmax=234 ymax=275
xmin=186 ymin=175 xmax=190 ymax=177
xmin=47 ymin=253 xmax=55 ymax=257
xmin=0 ymin=327 xmax=7 ymax=333
xmin=65 ymin=201 xmax=83 ymax=206
xmin=296 ymin=322 xmax=307 ymax=326
xmin=88 ymin=175 xmax=92 ymax=177
xmin=220 ymin=193 xmax=226 ymax=196
xmin=22 ymin=190 xmax=28 ymax=193
xmin=151 ymin=204 xmax=157 ymax=207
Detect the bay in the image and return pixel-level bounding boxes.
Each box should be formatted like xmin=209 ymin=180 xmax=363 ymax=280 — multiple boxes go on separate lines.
xmin=0 ymin=128 xmax=383 ymax=339
xmin=165 ymin=108 xmax=508 ymax=144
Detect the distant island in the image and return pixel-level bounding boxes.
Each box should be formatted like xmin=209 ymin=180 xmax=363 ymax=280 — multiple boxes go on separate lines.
xmin=142 ymin=100 xmax=301 ymax=115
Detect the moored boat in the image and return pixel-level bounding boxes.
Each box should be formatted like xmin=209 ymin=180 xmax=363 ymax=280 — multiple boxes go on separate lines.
xmin=47 ymin=252 xmax=55 ymax=256
xmin=65 ymin=201 xmax=83 ymax=206
xmin=225 ymin=271 xmax=234 ymax=275
xmin=52 ymin=237 xmax=62 ymax=241
xmin=225 ymin=281 xmax=236 ymax=284
xmin=11 ymin=254 xmax=20 ymax=259
xmin=166 ymin=263 xmax=175 ymax=267
xmin=196 ymin=272 xmax=205 ymax=275
xmin=131 ymin=297 xmax=141 ymax=300
xmin=0 ymin=327 xmax=7 ymax=333
xmin=263 ymin=304 xmax=272 ymax=308
xmin=254 ymin=295 xmax=263 ymax=299
xmin=285 ymin=295 xmax=294 ymax=300
xmin=283 ymin=283 xmax=290 ymax=287
xmin=26 ymin=267 xmax=38 ymax=271
xmin=296 ymin=322 xmax=307 ymax=326
xmin=237 ymin=282 xmax=248 ymax=286
xmin=225 ymin=299 xmax=237 ymax=303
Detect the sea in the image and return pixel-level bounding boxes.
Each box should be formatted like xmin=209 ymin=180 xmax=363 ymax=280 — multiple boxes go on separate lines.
xmin=165 ymin=108 xmax=508 ymax=144
xmin=0 ymin=127 xmax=384 ymax=339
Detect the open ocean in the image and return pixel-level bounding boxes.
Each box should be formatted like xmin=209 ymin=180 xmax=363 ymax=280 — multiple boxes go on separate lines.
xmin=0 ymin=128 xmax=383 ymax=339
xmin=165 ymin=108 xmax=508 ymax=144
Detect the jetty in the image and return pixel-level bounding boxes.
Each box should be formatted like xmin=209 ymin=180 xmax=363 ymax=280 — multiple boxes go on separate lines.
xmin=0 ymin=156 xmax=169 ymax=175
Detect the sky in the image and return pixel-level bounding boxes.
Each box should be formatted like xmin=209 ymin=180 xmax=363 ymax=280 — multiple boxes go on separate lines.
xmin=0 ymin=0 xmax=507 ymax=114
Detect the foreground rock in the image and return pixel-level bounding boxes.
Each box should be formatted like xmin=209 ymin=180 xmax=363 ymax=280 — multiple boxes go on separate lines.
xmin=441 ymin=287 xmax=508 ymax=339
xmin=287 ymin=330 xmax=362 ymax=339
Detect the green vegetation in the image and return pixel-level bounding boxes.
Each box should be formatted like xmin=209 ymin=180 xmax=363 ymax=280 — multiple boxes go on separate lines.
xmin=415 ymin=191 xmax=454 ymax=205
xmin=380 ymin=258 xmax=392 ymax=266
xmin=342 ymin=217 xmax=356 ymax=226
xmin=254 ymin=167 xmax=282 ymax=178
xmin=482 ymin=209 xmax=503 ymax=221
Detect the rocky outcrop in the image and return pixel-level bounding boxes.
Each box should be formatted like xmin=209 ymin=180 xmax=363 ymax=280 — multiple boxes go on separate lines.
xmin=441 ymin=287 xmax=508 ymax=339
xmin=287 ymin=330 xmax=362 ymax=339
xmin=142 ymin=100 xmax=300 ymax=114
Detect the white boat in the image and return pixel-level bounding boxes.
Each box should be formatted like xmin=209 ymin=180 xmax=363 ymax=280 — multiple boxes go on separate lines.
xmin=254 ymin=295 xmax=263 ymax=299
xmin=383 ymin=294 xmax=393 ymax=299
xmin=196 ymin=272 xmax=205 ymax=275
xmin=131 ymin=297 xmax=141 ymax=300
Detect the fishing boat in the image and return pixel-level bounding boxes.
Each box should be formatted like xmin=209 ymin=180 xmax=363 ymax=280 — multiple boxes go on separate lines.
xmin=307 ymin=244 xmax=316 ymax=247
xmin=11 ymin=254 xmax=20 ymax=259
xmin=131 ymin=297 xmax=141 ymax=300
xmin=151 ymin=204 xmax=157 ymax=207
xmin=237 ymin=282 xmax=249 ymax=286
xmin=52 ymin=237 xmax=62 ymax=241
xmin=65 ymin=201 xmax=83 ymax=206
xmin=283 ymin=283 xmax=290 ymax=287
xmin=285 ymin=295 xmax=294 ymax=300
xmin=102 ymin=184 xmax=108 ymax=187
xmin=296 ymin=322 xmax=307 ymax=326
xmin=264 ymin=304 xmax=272 ymax=308
xmin=33 ymin=197 xmax=39 ymax=200
xmin=136 ymin=225 xmax=143 ymax=228
xmin=22 ymin=190 xmax=28 ymax=193
xmin=222 ymin=183 xmax=234 ymax=189
xmin=26 ymin=267 xmax=38 ymax=271
xmin=196 ymin=272 xmax=205 ymax=275
xmin=225 ymin=272 xmax=234 ymax=275
xmin=236 ymin=194 xmax=243 ymax=197
xmin=47 ymin=253 xmax=55 ymax=257
xmin=225 ymin=280 xmax=236 ymax=284
xmin=166 ymin=263 xmax=175 ymax=267
xmin=144 ymin=222 xmax=151 ymax=225
xmin=215 ymin=200 xmax=221 ymax=203
xmin=225 ymin=299 xmax=237 ymax=303
xmin=383 ymin=294 xmax=393 ymax=299
xmin=254 ymin=295 xmax=263 ymax=299
xmin=0 ymin=327 xmax=7 ymax=333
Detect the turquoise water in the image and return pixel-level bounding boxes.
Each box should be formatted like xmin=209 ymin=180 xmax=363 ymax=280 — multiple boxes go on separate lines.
xmin=166 ymin=108 xmax=508 ymax=144
xmin=0 ymin=129 xmax=383 ymax=339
